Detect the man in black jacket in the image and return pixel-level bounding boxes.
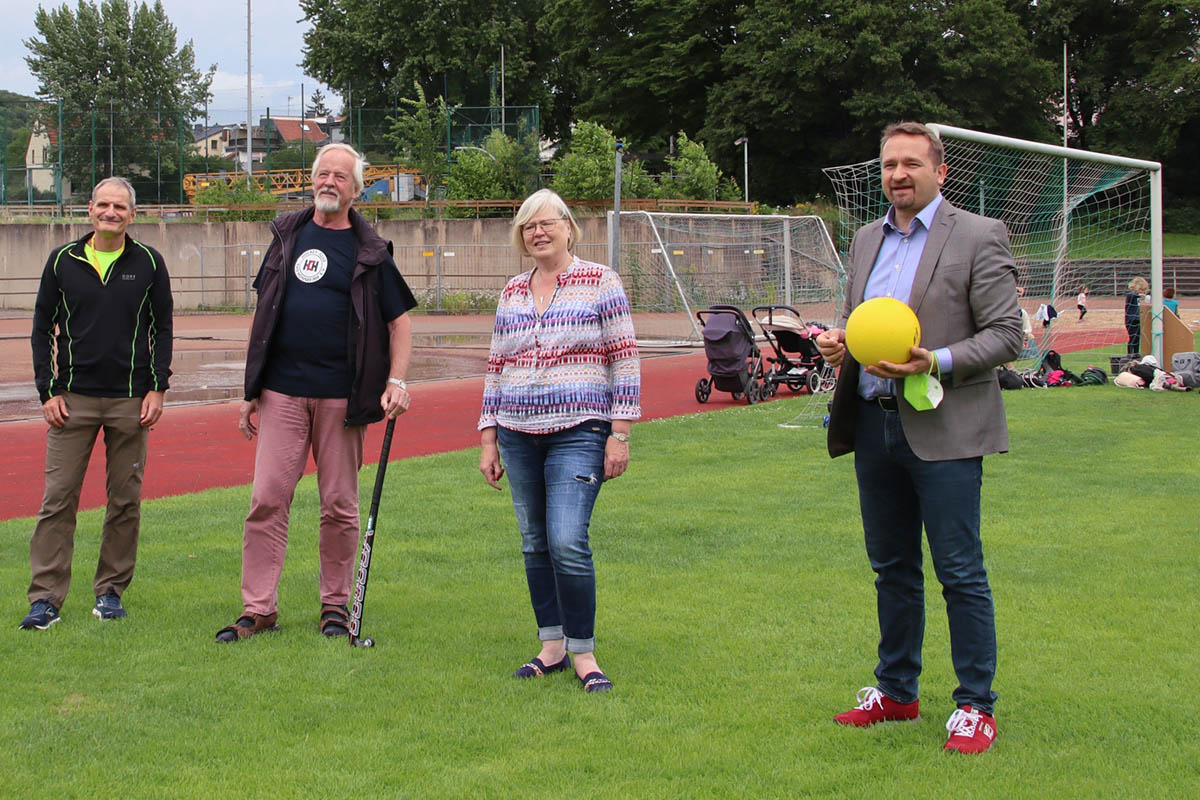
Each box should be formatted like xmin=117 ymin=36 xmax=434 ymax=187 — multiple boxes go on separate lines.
xmin=21 ymin=176 xmax=173 ymax=630
xmin=216 ymin=143 xmax=416 ymax=643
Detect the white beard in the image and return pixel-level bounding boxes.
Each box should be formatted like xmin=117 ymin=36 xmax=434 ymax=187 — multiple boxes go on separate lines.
xmin=314 ymin=193 xmax=343 ymax=213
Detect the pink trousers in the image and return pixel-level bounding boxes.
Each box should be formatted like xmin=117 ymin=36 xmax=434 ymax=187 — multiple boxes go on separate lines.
xmin=241 ymin=390 xmax=365 ymax=615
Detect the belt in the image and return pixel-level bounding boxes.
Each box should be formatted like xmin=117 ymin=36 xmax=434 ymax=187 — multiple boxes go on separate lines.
xmin=862 ymin=395 xmax=899 ymax=412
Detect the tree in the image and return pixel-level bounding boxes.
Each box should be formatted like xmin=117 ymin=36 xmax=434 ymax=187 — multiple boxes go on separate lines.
xmin=386 ymin=82 xmax=451 ymax=215
xmin=446 ymin=129 xmax=541 ymax=213
xmin=306 ymin=88 xmax=331 ymax=118
xmin=660 ymin=132 xmax=725 ymax=200
xmin=23 ymin=0 xmax=213 ymax=199
xmin=1029 ymin=1 xmax=1199 ymax=154
xmin=262 ymin=141 xmax=316 ymax=172
xmin=701 ymin=0 xmax=1056 ymax=203
xmin=551 ymin=121 xmax=656 ymax=199
xmin=4 ymin=125 xmax=31 ymax=202
xmin=300 ymin=0 xmax=569 ymax=139
xmin=1027 ymin=0 xmax=1200 ymax=213
xmin=544 ymin=0 xmax=736 ymax=151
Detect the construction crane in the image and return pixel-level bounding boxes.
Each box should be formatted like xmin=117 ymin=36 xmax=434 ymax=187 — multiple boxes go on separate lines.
xmin=184 ymin=163 xmax=425 ymax=201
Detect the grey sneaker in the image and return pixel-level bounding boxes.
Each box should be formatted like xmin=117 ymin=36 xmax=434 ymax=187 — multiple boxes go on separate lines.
xmin=93 ymin=589 xmax=127 ymax=620
xmin=19 ymin=599 xmax=60 ymax=630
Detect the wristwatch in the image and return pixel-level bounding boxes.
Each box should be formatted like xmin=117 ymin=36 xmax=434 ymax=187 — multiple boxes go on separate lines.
xmin=609 ymin=432 xmax=630 ymax=443
xmin=387 ymin=377 xmax=408 ymax=391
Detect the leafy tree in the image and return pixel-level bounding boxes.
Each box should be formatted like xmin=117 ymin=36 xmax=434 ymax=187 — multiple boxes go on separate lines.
xmin=701 ymin=0 xmax=1056 ymax=203
xmin=484 ymin=129 xmax=541 ymax=198
xmin=1027 ymin=0 xmax=1200 ymax=210
xmin=299 ymin=0 xmax=569 ymax=140
xmin=386 ymin=82 xmax=452 ymax=215
xmin=446 ymin=148 xmax=504 ymax=214
xmin=263 ymin=141 xmax=317 ymax=172
xmin=552 ymin=121 xmax=657 ymax=199
xmin=0 ymin=90 xmax=44 ymax=131
xmin=446 ymin=129 xmax=541 ymax=213
xmin=545 ymin=0 xmax=736 ymax=150
xmin=1029 ymin=1 xmax=1199 ymax=155
xmin=23 ymin=0 xmax=214 ymax=198
xmin=660 ymin=131 xmax=725 ymax=200
xmin=3 ymin=125 xmax=31 ymax=201
xmin=306 ymin=88 xmax=331 ymax=117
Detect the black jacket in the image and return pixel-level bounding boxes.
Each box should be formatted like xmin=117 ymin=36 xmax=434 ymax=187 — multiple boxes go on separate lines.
xmin=32 ymin=232 xmax=173 ymax=404
xmin=244 ymin=206 xmax=402 ymax=426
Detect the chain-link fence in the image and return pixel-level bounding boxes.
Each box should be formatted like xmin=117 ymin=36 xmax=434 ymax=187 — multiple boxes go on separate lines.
xmin=0 ymin=99 xmax=538 ymax=205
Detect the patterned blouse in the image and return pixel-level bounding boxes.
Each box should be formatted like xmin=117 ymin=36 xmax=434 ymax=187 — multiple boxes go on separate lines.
xmin=478 ymin=256 xmax=641 ymax=434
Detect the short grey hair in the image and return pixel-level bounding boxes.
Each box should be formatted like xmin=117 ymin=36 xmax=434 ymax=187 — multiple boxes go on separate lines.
xmin=92 ymin=176 xmax=136 ymax=207
xmin=311 ymin=143 xmax=366 ymax=194
xmin=511 ymin=189 xmax=582 ymax=255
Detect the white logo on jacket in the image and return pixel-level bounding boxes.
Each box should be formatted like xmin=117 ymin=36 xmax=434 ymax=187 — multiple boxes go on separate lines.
xmin=294 ymin=248 xmax=328 ymax=283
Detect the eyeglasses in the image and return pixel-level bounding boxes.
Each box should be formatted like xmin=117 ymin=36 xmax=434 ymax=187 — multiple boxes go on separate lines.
xmin=521 ymin=218 xmax=565 ymax=234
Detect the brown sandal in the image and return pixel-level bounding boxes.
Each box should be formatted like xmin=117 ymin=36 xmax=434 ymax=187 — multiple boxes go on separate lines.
xmin=319 ymin=604 xmax=350 ymax=638
xmin=215 ymin=611 xmax=279 ymax=643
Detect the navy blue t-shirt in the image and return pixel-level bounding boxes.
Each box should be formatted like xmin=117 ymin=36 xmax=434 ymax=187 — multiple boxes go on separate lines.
xmin=259 ymin=221 xmax=415 ymax=398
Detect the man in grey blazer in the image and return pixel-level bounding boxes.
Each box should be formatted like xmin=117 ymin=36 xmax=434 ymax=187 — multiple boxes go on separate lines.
xmin=815 ymin=122 xmax=1022 ymax=755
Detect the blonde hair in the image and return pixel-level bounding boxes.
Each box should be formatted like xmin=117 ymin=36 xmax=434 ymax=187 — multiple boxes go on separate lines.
xmin=1128 ymin=276 xmax=1149 ymax=293
xmin=511 ymin=189 xmax=582 ymax=255
xmin=311 ymin=143 xmax=366 ymax=194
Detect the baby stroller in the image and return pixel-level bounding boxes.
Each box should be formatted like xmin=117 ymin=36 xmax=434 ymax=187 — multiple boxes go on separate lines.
xmin=752 ymin=305 xmax=836 ymax=394
xmin=694 ymin=305 xmax=769 ymax=404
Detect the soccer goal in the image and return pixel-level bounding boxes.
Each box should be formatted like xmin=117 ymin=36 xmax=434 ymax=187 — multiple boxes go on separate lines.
xmin=609 ymin=211 xmax=845 ymax=345
xmin=823 ymin=124 xmax=1165 ymax=371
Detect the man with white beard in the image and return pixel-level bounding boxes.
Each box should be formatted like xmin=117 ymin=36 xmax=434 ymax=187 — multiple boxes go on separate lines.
xmin=216 ymin=143 xmax=417 ymax=644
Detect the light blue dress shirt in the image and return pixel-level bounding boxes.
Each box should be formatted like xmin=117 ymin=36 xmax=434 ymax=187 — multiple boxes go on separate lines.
xmin=858 ymin=194 xmax=954 ymax=400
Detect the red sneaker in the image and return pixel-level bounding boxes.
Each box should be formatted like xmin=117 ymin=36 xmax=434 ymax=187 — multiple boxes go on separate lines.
xmin=834 ymin=687 xmax=920 ymax=727
xmin=944 ymin=705 xmax=997 ymax=754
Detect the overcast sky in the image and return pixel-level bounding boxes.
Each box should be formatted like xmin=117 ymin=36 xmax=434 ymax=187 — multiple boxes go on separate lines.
xmin=1 ymin=0 xmax=335 ymax=121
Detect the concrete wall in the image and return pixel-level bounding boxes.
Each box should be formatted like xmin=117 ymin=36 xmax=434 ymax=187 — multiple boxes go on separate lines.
xmin=0 ymin=216 xmax=610 ymax=310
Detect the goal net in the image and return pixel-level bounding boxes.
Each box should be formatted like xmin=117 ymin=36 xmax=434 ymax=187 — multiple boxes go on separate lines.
xmin=611 ymin=211 xmax=845 ymax=428
xmin=823 ymin=124 xmax=1164 ymax=374
xmin=611 ymin=212 xmax=845 ymax=344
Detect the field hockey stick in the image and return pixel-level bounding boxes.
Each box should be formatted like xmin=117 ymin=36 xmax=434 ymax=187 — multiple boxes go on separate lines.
xmin=349 ymin=415 xmax=397 ymax=648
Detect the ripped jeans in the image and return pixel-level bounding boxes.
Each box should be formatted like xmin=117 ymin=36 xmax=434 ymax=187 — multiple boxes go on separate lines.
xmin=497 ymin=420 xmax=609 ymax=653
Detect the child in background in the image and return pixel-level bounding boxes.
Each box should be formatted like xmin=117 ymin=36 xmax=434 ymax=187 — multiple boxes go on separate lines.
xmin=1077 ymin=286 xmax=1089 ymax=320
xmin=1163 ymin=287 xmax=1179 ymax=316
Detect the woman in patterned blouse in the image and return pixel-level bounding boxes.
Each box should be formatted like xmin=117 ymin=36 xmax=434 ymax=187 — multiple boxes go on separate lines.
xmin=478 ymin=189 xmax=641 ymax=693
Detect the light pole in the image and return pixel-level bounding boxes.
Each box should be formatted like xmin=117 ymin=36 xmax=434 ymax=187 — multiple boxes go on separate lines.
xmin=734 ymin=137 xmax=749 ymax=202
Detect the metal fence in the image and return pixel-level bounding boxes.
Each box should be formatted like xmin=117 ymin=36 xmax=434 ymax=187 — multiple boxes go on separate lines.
xmin=0 ymin=99 xmax=539 ymax=205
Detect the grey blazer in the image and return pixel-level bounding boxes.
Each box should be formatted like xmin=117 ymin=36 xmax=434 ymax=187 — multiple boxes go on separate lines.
xmin=827 ymin=200 xmax=1023 ymax=461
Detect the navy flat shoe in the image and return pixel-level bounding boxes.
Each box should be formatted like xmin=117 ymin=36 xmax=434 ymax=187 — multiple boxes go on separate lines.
xmin=513 ymin=654 xmax=571 ymax=678
xmin=578 ymin=670 xmax=614 ymax=693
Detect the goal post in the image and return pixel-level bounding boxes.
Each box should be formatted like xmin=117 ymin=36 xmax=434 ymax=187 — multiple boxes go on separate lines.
xmin=611 ymin=211 xmax=846 ymax=345
xmin=823 ymin=124 xmax=1165 ymax=368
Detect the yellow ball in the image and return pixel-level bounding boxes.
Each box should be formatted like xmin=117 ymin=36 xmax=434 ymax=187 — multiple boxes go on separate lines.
xmin=844 ymin=297 xmax=921 ymax=366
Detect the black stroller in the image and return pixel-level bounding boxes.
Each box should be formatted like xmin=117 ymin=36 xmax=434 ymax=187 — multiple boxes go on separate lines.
xmin=752 ymin=305 xmax=835 ymax=394
xmin=694 ymin=305 xmax=770 ymax=404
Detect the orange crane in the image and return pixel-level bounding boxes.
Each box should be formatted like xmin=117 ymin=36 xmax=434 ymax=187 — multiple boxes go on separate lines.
xmin=184 ymin=163 xmax=425 ymax=201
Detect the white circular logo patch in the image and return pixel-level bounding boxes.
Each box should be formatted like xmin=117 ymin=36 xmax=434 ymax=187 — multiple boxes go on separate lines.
xmin=294 ymin=248 xmax=328 ymax=283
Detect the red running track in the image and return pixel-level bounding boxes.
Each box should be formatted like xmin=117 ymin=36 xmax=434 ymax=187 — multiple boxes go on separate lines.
xmin=0 ymin=351 xmax=783 ymax=522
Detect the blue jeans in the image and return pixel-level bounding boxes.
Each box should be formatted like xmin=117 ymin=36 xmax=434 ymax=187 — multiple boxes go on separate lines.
xmin=497 ymin=421 xmax=609 ymax=654
xmin=853 ymin=401 xmax=998 ymax=713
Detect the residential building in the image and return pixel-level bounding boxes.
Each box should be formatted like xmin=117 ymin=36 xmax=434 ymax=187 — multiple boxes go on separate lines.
xmin=24 ymin=122 xmax=71 ymax=197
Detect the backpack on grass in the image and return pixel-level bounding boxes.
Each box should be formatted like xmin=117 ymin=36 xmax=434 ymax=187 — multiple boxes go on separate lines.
xmin=1077 ymin=366 xmax=1108 ymax=386
xmin=1171 ymin=352 xmax=1199 ymax=388
xmin=997 ymin=367 xmax=1024 ymax=390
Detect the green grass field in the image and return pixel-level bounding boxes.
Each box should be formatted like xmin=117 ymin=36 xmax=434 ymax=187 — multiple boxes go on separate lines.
xmin=2 ymin=388 xmax=1197 ymax=798
xmin=1165 ymin=232 xmax=1200 ymax=256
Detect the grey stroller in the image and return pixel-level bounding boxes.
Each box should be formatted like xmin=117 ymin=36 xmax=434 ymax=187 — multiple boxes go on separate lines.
xmin=694 ymin=305 xmax=769 ymax=404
